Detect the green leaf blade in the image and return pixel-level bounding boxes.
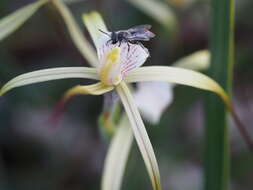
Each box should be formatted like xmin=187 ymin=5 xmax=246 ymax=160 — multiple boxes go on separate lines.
xmin=204 ymin=0 xmax=235 ymax=189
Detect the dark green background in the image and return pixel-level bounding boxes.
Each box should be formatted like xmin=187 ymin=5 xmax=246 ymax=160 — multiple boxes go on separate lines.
xmin=0 ymin=0 xmax=252 ymax=189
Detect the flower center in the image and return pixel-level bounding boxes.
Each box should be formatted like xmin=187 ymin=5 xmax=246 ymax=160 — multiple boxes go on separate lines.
xmin=97 ymin=35 xmax=150 ymax=86
xmin=99 ymin=47 xmax=122 ymax=86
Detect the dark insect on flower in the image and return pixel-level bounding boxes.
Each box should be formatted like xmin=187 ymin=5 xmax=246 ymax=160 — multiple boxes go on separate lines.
xmin=99 ymin=25 xmax=155 ymax=52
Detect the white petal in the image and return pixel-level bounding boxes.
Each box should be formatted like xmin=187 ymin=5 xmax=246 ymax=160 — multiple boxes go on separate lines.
xmin=97 ymin=36 xmax=149 ymax=85
xmin=134 ymin=82 xmax=174 ymax=124
xmin=98 ymin=39 xmax=149 ymax=70
xmin=82 ymin=12 xmax=108 ymax=50
xmin=119 ymin=42 xmax=149 ymax=77
xmin=97 ymin=35 xmax=112 ymax=62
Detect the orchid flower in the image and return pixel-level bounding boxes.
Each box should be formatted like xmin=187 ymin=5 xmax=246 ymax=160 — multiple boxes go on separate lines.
xmin=101 ymin=50 xmax=210 ymax=190
xmin=0 ymin=1 xmax=237 ymax=190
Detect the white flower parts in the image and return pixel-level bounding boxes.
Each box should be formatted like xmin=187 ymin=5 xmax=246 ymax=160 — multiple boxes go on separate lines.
xmin=97 ymin=35 xmax=150 ymax=86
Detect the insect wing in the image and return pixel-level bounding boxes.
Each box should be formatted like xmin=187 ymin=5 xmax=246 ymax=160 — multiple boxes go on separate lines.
xmin=127 ymin=24 xmax=152 ymax=33
xmin=126 ymin=30 xmax=155 ymax=41
xmin=126 ymin=25 xmax=155 ymax=41
xmin=114 ymin=25 xmax=155 ymax=41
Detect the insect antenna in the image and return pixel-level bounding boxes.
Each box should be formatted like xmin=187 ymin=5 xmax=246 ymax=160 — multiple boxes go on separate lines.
xmin=98 ymin=29 xmax=110 ymax=37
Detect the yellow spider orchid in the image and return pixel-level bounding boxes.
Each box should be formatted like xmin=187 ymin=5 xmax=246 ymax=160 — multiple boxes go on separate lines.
xmin=0 ymin=1 xmax=241 ymax=190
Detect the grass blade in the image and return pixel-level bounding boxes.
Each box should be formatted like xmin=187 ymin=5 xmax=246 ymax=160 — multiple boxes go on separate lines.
xmin=204 ymin=0 xmax=235 ymax=189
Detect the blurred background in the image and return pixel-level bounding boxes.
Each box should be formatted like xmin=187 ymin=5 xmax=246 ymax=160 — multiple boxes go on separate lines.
xmin=0 ymin=0 xmax=253 ymax=189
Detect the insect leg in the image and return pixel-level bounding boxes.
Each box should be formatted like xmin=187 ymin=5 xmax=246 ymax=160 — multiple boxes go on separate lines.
xmin=129 ymin=40 xmax=137 ymax=45
xmin=99 ymin=29 xmax=111 ymax=37
xmin=136 ymin=41 xmax=145 ymax=49
xmin=127 ymin=42 xmax=131 ymax=52
xmin=106 ymin=39 xmax=112 ymax=46
xmin=118 ymin=40 xmax=122 ymax=47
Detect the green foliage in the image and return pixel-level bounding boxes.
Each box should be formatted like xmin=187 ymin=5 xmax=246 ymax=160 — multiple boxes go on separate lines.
xmin=205 ymin=0 xmax=235 ymax=189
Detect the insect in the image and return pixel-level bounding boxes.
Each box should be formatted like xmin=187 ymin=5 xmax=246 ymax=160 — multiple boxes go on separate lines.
xmin=99 ymin=25 xmax=155 ymax=52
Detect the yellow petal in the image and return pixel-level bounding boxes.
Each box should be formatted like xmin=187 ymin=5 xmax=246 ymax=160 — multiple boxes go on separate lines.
xmin=51 ymin=0 xmax=98 ymax=67
xmin=102 ymin=115 xmax=133 ymax=190
xmin=125 ymin=66 xmax=231 ymax=108
xmin=63 ymin=82 xmax=114 ymax=101
xmin=99 ymin=48 xmax=122 ymax=86
xmin=126 ymin=67 xmax=253 ymax=153
xmin=0 ymin=67 xmax=98 ymax=96
xmin=0 ymin=0 xmax=48 ymax=42
xmin=116 ymin=82 xmax=161 ymax=190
